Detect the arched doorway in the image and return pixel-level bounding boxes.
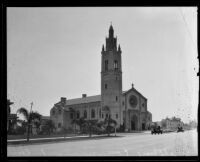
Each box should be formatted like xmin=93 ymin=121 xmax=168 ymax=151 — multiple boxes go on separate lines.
xmin=131 ymin=115 xmax=138 ymax=130
xmin=142 ymin=123 xmax=145 ymax=130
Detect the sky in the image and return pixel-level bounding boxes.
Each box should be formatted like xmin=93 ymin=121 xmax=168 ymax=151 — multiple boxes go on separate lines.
xmin=7 ymin=7 xmax=198 ymax=123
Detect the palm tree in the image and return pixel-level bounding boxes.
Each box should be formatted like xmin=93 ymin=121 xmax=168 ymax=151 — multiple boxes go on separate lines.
xmin=82 ymin=119 xmax=99 ymax=137
xmin=8 ymin=118 xmax=22 ymax=134
xmin=17 ymin=107 xmax=41 ymax=141
xmin=102 ymin=106 xmax=117 ymax=136
xmin=104 ymin=115 xmax=117 ymax=136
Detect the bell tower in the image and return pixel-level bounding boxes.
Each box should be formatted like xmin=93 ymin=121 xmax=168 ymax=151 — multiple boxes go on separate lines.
xmin=101 ymin=24 xmax=122 ymax=125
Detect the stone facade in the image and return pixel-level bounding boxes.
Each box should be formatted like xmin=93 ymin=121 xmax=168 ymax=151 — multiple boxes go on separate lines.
xmin=161 ymin=117 xmax=184 ymax=131
xmin=101 ymin=25 xmax=122 ymax=126
xmin=50 ymin=25 xmax=152 ymax=132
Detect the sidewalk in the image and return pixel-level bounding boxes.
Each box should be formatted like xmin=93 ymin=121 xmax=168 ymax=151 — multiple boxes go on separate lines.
xmin=7 ymin=134 xmax=116 ymax=145
xmin=7 ymin=131 xmax=151 ymax=145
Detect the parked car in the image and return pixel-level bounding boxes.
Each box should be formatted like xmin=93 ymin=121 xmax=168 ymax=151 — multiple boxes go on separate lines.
xmin=177 ymin=126 xmax=184 ymax=133
xmin=151 ymin=126 xmax=163 ymax=134
xmin=162 ymin=128 xmax=174 ymax=133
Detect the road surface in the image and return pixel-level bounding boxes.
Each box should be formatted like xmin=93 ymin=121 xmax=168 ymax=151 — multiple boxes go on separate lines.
xmin=7 ymin=129 xmax=197 ymax=156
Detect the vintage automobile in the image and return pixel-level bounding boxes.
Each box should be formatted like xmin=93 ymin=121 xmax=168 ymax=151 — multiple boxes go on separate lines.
xmin=177 ymin=126 xmax=184 ymax=133
xmin=151 ymin=126 xmax=163 ymax=135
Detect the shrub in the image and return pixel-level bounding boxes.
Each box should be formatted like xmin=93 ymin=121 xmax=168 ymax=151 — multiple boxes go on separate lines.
xmin=117 ymin=124 xmax=125 ymax=132
xmin=13 ymin=126 xmax=26 ymax=135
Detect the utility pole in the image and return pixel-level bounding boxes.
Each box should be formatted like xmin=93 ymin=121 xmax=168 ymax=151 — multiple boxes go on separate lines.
xmin=30 ymin=102 xmax=33 ymax=113
xmin=27 ymin=102 xmax=33 ymax=142
xmin=89 ymin=107 xmax=92 ymax=137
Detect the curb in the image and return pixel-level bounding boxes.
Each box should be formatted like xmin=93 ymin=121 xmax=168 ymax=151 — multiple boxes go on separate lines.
xmin=7 ymin=135 xmax=120 ymax=146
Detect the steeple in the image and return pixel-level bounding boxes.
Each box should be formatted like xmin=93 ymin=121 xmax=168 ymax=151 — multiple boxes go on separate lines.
xmin=101 ymin=24 xmax=122 ymax=127
xmin=102 ymin=44 xmax=105 ymax=52
xmin=109 ymin=22 xmax=114 ymax=38
xmin=118 ymin=44 xmax=121 ymax=52
xmin=106 ymin=23 xmax=117 ymax=51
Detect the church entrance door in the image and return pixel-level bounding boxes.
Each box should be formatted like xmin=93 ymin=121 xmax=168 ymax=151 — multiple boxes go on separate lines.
xmin=131 ymin=120 xmax=135 ymax=130
xmin=131 ymin=115 xmax=138 ymax=131
xmin=142 ymin=123 xmax=145 ymax=130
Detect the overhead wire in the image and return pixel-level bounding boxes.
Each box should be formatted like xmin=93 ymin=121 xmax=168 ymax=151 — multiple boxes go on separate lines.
xmin=178 ymin=7 xmax=197 ymax=54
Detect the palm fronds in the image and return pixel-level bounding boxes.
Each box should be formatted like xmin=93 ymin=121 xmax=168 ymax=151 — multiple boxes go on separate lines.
xmin=17 ymin=107 xmax=29 ymax=121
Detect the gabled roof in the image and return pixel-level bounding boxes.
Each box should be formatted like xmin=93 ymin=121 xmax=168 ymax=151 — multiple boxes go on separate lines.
xmin=123 ymin=87 xmax=147 ymax=100
xmin=147 ymin=111 xmax=152 ymax=115
xmin=55 ymin=95 xmax=101 ymax=107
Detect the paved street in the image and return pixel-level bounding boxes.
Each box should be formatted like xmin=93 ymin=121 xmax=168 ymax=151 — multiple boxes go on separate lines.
xmin=7 ymin=129 xmax=197 ymax=156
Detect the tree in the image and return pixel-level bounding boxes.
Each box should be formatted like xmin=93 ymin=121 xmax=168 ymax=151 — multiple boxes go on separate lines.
xmin=71 ymin=118 xmax=79 ymax=135
xmin=71 ymin=117 xmax=87 ymax=134
xmin=104 ymin=115 xmax=117 ymax=136
xmin=8 ymin=118 xmax=24 ymax=134
xmin=161 ymin=119 xmax=167 ymax=128
xmin=42 ymin=119 xmax=55 ymax=135
xmin=33 ymin=119 xmax=41 ymax=135
xmin=101 ymin=106 xmax=117 ymax=136
xmin=83 ymin=120 xmax=99 ymax=137
xmin=17 ymin=107 xmax=41 ymax=141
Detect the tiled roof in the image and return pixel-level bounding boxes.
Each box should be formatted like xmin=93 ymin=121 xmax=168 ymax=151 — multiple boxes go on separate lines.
xmin=42 ymin=116 xmax=50 ymax=120
xmin=123 ymin=88 xmax=147 ymax=100
xmin=56 ymin=95 xmax=101 ymax=106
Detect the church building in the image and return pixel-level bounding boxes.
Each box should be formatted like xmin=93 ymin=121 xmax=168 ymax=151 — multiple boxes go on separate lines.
xmin=50 ymin=25 xmax=152 ymax=132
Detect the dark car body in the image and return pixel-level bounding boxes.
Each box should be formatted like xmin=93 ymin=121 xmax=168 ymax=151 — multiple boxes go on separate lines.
xmin=177 ymin=127 xmax=184 ymax=133
xmin=151 ymin=126 xmax=163 ymax=134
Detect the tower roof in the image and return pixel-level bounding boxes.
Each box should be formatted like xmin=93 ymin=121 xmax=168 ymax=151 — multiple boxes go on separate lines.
xmin=109 ymin=24 xmax=113 ymax=31
xmin=109 ymin=23 xmax=114 ymax=38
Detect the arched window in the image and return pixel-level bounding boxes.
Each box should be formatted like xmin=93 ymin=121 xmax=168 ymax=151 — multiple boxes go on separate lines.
xmin=116 ymin=96 xmax=118 ymax=102
xmin=105 ymin=60 xmax=108 ymax=71
xmin=52 ymin=110 xmax=55 ymax=115
xmin=84 ymin=110 xmax=87 ymax=118
xmin=59 ymin=109 xmax=62 ymax=114
xmin=91 ymin=109 xmax=95 ymax=118
xmin=116 ymin=113 xmax=118 ymax=119
xmin=122 ymin=101 xmax=125 ymax=106
xmin=114 ymin=60 xmax=118 ymax=70
xmin=99 ymin=109 xmax=101 ymax=118
xmin=76 ymin=111 xmax=80 ymax=119
xmin=105 ymin=84 xmax=107 ymax=89
xmin=58 ymin=123 xmax=61 ymax=128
